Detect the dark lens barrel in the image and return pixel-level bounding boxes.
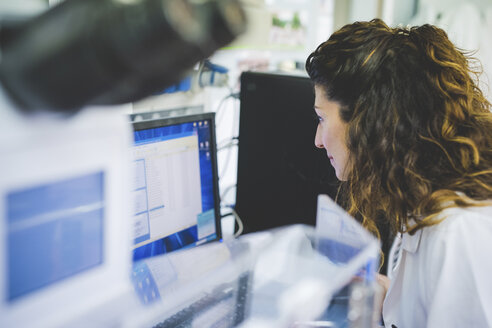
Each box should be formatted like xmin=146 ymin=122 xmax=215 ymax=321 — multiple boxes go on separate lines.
xmin=0 ymin=0 xmax=246 ymax=113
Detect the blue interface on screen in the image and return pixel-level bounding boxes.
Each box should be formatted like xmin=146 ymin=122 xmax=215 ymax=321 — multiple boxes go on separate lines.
xmin=132 ymin=118 xmax=217 ymax=262
xmin=7 ymin=172 xmax=104 ymax=302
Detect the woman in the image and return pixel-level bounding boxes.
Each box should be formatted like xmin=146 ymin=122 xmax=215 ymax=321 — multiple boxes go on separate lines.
xmin=306 ymin=19 xmax=492 ymax=327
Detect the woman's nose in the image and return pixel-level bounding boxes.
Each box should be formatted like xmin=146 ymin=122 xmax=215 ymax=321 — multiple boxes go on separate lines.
xmin=314 ymin=125 xmax=324 ymax=149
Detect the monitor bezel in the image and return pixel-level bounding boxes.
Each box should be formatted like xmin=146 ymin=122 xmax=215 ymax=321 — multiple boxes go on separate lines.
xmin=132 ymin=112 xmax=223 ymax=250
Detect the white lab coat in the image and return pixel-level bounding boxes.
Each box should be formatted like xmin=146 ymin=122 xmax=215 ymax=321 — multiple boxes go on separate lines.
xmin=382 ymin=204 xmax=492 ymax=327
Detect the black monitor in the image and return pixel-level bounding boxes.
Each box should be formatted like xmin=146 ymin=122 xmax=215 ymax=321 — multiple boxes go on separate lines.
xmin=235 ymin=71 xmax=339 ymax=233
xmin=131 ymin=113 xmax=222 ymax=261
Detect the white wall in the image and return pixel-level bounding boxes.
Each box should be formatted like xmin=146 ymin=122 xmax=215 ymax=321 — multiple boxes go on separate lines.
xmin=338 ymin=0 xmax=492 ymax=102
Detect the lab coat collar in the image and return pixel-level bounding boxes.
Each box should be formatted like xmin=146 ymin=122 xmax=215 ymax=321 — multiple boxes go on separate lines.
xmin=401 ymin=228 xmax=423 ymax=253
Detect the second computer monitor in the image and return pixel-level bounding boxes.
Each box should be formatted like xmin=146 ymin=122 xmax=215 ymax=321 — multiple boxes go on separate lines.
xmin=131 ymin=113 xmax=221 ymax=261
xmin=236 ymin=71 xmax=339 ymax=233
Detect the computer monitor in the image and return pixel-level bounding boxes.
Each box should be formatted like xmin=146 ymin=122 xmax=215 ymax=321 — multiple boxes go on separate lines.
xmin=0 ymin=105 xmax=132 ymax=327
xmin=235 ymin=71 xmax=339 ymax=233
xmin=131 ymin=113 xmax=222 ymax=261
xmin=5 ymin=172 xmax=105 ymax=302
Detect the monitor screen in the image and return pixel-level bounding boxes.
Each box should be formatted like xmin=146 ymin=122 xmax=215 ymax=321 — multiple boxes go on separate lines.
xmin=236 ymin=71 xmax=339 ymax=233
xmin=6 ymin=171 xmax=105 ymax=302
xmin=131 ymin=113 xmax=221 ymax=261
xmin=0 ymin=107 xmax=131 ymax=328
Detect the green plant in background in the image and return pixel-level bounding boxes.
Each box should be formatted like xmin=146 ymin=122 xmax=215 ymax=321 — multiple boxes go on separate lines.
xmin=291 ymin=12 xmax=301 ymax=30
xmin=272 ymin=14 xmax=287 ymax=28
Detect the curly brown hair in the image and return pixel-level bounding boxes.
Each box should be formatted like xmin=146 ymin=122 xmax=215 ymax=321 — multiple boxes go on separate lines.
xmin=306 ymin=19 xmax=492 ymax=236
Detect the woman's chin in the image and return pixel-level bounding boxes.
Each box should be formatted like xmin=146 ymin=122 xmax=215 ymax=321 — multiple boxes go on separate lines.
xmin=334 ymin=168 xmax=348 ymax=181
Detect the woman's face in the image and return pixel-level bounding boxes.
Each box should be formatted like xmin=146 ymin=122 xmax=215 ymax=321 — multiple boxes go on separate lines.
xmin=314 ymin=85 xmax=350 ymax=181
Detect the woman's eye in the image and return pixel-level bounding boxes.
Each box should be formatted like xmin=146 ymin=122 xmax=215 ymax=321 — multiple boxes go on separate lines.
xmin=312 ymin=112 xmax=323 ymax=122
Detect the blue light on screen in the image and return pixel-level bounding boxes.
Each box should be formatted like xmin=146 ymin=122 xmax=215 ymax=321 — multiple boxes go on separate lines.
xmin=7 ymin=172 xmax=105 ymax=302
xmin=132 ymin=119 xmax=217 ymax=261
